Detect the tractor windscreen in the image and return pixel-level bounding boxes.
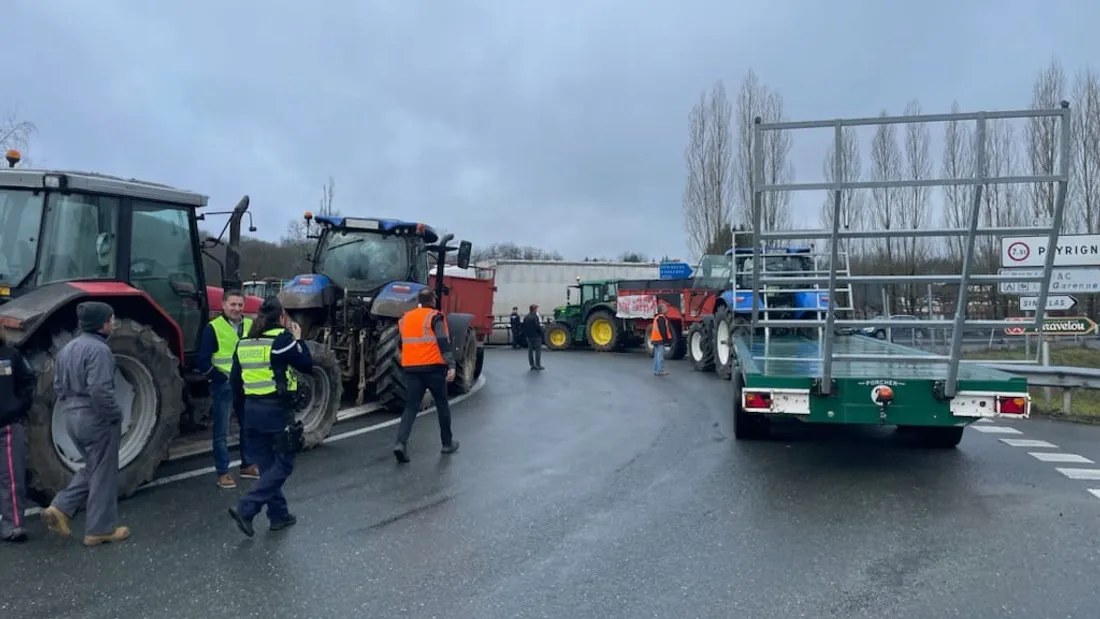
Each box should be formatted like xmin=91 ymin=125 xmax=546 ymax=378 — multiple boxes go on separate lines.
xmin=694 ymin=254 xmax=733 ymax=289
xmin=316 ymin=229 xmax=413 ymax=291
xmin=0 ymin=188 xmax=45 ymax=287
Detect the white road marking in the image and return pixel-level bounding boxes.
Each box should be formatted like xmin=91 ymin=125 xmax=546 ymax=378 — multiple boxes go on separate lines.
xmin=975 ymin=418 xmax=994 ymax=423
xmin=1000 ymin=439 xmax=1059 ymax=448
xmin=1028 ymin=452 xmax=1094 ymax=464
xmin=1055 ymin=468 xmax=1100 ymax=481
xmin=1088 ymin=489 xmax=1100 ymax=501
xmin=16 ymin=375 xmax=487 ymax=519
xmin=969 ymin=425 xmax=1023 ymax=435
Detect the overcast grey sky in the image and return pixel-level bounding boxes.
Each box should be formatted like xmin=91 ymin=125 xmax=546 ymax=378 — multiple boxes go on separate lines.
xmin=3 ymin=0 xmax=1097 ymax=261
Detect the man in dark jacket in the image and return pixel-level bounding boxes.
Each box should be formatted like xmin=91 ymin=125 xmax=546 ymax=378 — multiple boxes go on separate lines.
xmin=0 ymin=333 xmax=36 ymax=542
xmin=509 ymin=307 xmax=523 ymax=348
xmin=521 ymin=304 xmax=545 ymax=370
xmin=41 ymin=301 xmax=131 ymax=546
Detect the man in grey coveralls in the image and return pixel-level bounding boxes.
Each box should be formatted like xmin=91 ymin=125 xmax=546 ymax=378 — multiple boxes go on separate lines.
xmin=41 ymin=301 xmax=131 ymax=546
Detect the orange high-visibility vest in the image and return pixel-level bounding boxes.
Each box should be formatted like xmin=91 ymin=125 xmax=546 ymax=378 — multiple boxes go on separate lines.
xmin=650 ymin=315 xmax=668 ymax=342
xmin=399 ymin=307 xmax=450 ymax=367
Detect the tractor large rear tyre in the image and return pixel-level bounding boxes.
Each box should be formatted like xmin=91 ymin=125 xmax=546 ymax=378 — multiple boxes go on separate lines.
xmin=449 ymin=326 xmax=478 ymax=396
xmin=25 ymin=319 xmax=184 ymax=502
xmin=687 ymin=322 xmax=715 ymax=372
xmin=293 ymin=341 xmax=343 ymax=449
xmin=585 ymin=309 xmax=620 ymax=352
xmin=474 ymin=345 xmax=485 ymax=381
xmin=373 ymin=320 xmax=407 ymax=414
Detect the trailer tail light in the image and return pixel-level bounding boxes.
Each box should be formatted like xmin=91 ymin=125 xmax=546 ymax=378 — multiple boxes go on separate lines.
xmin=744 ymin=392 xmax=772 ymax=410
xmin=998 ymin=396 xmax=1028 ymax=416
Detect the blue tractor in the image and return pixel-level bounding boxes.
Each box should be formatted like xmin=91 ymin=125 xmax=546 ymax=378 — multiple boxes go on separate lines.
xmin=278 ymin=213 xmax=477 ymax=416
xmin=688 ymin=246 xmax=829 ymax=379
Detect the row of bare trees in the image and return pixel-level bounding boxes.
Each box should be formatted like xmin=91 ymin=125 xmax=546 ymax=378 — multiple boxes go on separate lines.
xmin=681 ymin=59 xmax=1100 ymax=318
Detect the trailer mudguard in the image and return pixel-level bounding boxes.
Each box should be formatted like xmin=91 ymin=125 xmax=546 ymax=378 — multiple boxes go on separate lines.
xmin=370 ymin=281 xmax=430 ymax=319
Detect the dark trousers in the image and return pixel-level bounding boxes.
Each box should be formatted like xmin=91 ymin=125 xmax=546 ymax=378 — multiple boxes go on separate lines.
xmin=527 ymin=336 xmax=543 ymax=368
xmin=396 ymin=368 xmax=453 ymax=447
xmin=236 ymin=400 xmax=295 ymax=522
xmin=0 ymin=421 xmax=27 ymax=537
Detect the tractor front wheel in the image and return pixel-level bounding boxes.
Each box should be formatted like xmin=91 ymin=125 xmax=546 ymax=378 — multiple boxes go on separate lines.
xmin=687 ymin=322 xmax=714 ymax=372
xmin=292 ymin=341 xmax=343 ymax=449
xmin=545 ymin=322 xmax=572 ymax=351
xmin=25 ymin=319 xmax=184 ymax=502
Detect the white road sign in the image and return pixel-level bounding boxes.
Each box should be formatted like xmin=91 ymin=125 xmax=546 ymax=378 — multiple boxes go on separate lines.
xmin=1018 ymin=295 xmax=1077 ymax=311
xmin=1001 ymin=234 xmax=1100 ymax=268
xmin=998 ymin=267 xmax=1100 ymax=294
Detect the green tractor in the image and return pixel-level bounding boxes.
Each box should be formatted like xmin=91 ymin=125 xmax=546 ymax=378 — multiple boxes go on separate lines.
xmin=544 ymin=279 xmax=627 ymax=352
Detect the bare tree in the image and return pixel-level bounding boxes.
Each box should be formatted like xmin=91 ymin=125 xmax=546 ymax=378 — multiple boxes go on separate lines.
xmin=869 ymin=110 xmax=902 ymax=269
xmin=682 ymin=81 xmax=735 ymax=257
xmin=818 ymin=125 xmax=863 ymax=256
xmin=1027 ymin=58 xmax=1069 ymax=225
xmin=940 ymin=100 xmax=973 ymax=263
xmin=0 ymin=110 xmax=36 ymax=164
xmin=1071 ymin=66 xmax=1100 ymax=235
xmin=897 ymin=100 xmax=933 ymax=312
xmin=732 ymin=70 xmax=793 ymax=232
xmin=318 ymin=175 xmax=337 ymax=216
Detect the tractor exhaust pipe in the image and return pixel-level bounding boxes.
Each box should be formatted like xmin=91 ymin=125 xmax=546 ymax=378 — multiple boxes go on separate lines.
xmin=434 ymin=233 xmax=456 ymax=302
xmin=223 ymin=195 xmax=250 ymax=290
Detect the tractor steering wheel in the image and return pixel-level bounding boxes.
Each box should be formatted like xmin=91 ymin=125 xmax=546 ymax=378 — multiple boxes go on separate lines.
xmin=129 ymin=257 xmax=165 ymax=278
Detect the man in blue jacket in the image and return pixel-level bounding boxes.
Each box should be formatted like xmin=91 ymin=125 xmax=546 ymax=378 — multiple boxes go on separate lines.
xmin=196 ymin=290 xmax=258 ymax=488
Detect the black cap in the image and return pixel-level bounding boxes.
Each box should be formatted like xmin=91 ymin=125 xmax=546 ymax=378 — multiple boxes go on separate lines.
xmin=77 ymin=301 xmax=115 ymax=332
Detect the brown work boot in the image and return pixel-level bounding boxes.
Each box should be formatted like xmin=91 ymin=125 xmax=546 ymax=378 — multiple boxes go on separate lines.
xmin=216 ymin=473 xmax=237 ymax=489
xmin=83 ymin=526 xmax=131 ymax=547
xmin=239 ymin=464 xmax=259 ymax=480
xmin=41 ymin=505 xmax=71 ymax=537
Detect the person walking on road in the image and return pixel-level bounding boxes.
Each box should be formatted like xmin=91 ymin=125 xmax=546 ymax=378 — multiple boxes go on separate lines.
xmin=509 ymin=307 xmax=523 ymax=349
xmin=522 ymin=304 xmax=545 ymax=370
xmin=41 ymin=301 xmax=131 ymax=546
xmin=196 ymin=289 xmax=257 ymax=489
xmin=0 ymin=331 xmax=36 ymax=543
xmin=651 ymin=306 xmax=672 ymax=377
xmin=393 ymin=288 xmax=459 ymax=463
xmin=227 ymin=296 xmax=312 ymax=537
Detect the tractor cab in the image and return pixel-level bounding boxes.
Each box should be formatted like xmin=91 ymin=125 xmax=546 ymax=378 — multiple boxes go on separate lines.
xmin=0 ymin=162 xmax=214 ymax=357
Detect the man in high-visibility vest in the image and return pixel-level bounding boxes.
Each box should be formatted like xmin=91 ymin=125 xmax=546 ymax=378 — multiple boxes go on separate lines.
xmin=393 ymin=288 xmax=459 ymax=463
xmin=651 ymin=305 xmax=672 ymax=377
xmin=196 ymin=289 xmax=258 ymax=489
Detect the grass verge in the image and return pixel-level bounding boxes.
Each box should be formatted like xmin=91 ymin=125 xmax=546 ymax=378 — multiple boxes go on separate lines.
xmin=963 ymin=345 xmax=1100 ymax=423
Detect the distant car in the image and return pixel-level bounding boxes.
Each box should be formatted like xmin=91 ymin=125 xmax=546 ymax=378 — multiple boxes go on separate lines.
xmin=859 ymin=314 xmax=931 ymax=342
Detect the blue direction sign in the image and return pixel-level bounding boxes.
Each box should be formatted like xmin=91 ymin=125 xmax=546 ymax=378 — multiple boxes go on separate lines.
xmin=659 ymin=262 xmax=694 ymax=279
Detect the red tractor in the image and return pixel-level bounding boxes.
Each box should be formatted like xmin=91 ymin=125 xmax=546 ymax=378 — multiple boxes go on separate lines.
xmin=0 ymin=155 xmax=342 ymax=501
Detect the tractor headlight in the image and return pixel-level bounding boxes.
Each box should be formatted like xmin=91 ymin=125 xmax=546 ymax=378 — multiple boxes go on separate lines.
xmin=43 ymin=174 xmax=66 ymax=189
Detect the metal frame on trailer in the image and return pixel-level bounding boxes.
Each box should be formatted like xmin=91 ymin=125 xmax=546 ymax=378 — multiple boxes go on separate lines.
xmin=746 ymin=102 xmax=1072 ymax=397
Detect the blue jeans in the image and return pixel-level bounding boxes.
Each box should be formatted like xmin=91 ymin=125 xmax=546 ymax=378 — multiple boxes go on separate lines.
xmin=211 ymin=381 xmax=248 ymax=474
xmin=653 ymin=342 xmax=665 ymax=374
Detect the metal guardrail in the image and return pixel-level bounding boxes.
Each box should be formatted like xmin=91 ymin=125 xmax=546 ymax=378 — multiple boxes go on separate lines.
xmin=984 ymin=364 xmax=1100 ymax=415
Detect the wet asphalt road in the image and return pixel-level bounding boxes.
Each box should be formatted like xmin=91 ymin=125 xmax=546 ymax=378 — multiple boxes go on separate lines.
xmin=2 ymin=348 xmax=1099 ymax=619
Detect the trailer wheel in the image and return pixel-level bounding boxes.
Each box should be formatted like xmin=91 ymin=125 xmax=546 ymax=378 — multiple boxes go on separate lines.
xmin=731 ymin=368 xmax=769 ymax=440
xmin=668 ymin=322 xmax=687 ymax=360
xmin=713 ymin=306 xmax=735 ymax=380
xmin=293 ymin=341 xmax=343 ymax=449
xmin=449 ymin=326 xmax=478 ymax=395
xmin=545 ymin=322 xmax=572 ymax=351
xmin=687 ymin=322 xmax=714 ymax=372
xmin=373 ymin=320 xmax=407 ymax=414
xmin=912 ymin=425 xmax=965 ymax=448
xmin=26 ymin=319 xmax=184 ymax=502
xmin=585 ymin=309 xmax=620 ymax=352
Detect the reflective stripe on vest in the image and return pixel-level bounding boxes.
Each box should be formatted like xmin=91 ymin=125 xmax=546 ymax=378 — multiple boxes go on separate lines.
xmin=650 ymin=315 xmax=667 ymax=342
xmin=236 ymin=327 xmax=298 ymax=396
xmin=399 ymin=307 xmax=449 ymax=367
xmin=211 ymin=315 xmax=253 ymax=374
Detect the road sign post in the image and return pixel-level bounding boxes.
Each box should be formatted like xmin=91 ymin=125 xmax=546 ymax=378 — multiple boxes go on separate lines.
xmin=1003 ymin=316 xmax=1097 ymax=337
xmin=1019 ymin=295 xmax=1077 ymax=311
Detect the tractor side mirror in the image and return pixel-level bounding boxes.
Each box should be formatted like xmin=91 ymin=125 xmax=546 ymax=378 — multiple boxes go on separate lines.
xmin=456 ymin=240 xmax=472 ymax=269
xmin=169 ymin=272 xmax=199 ymax=297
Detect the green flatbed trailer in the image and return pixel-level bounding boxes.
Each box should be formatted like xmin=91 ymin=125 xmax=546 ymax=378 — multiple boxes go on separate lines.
xmin=732 ymin=102 xmax=1073 ymax=447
